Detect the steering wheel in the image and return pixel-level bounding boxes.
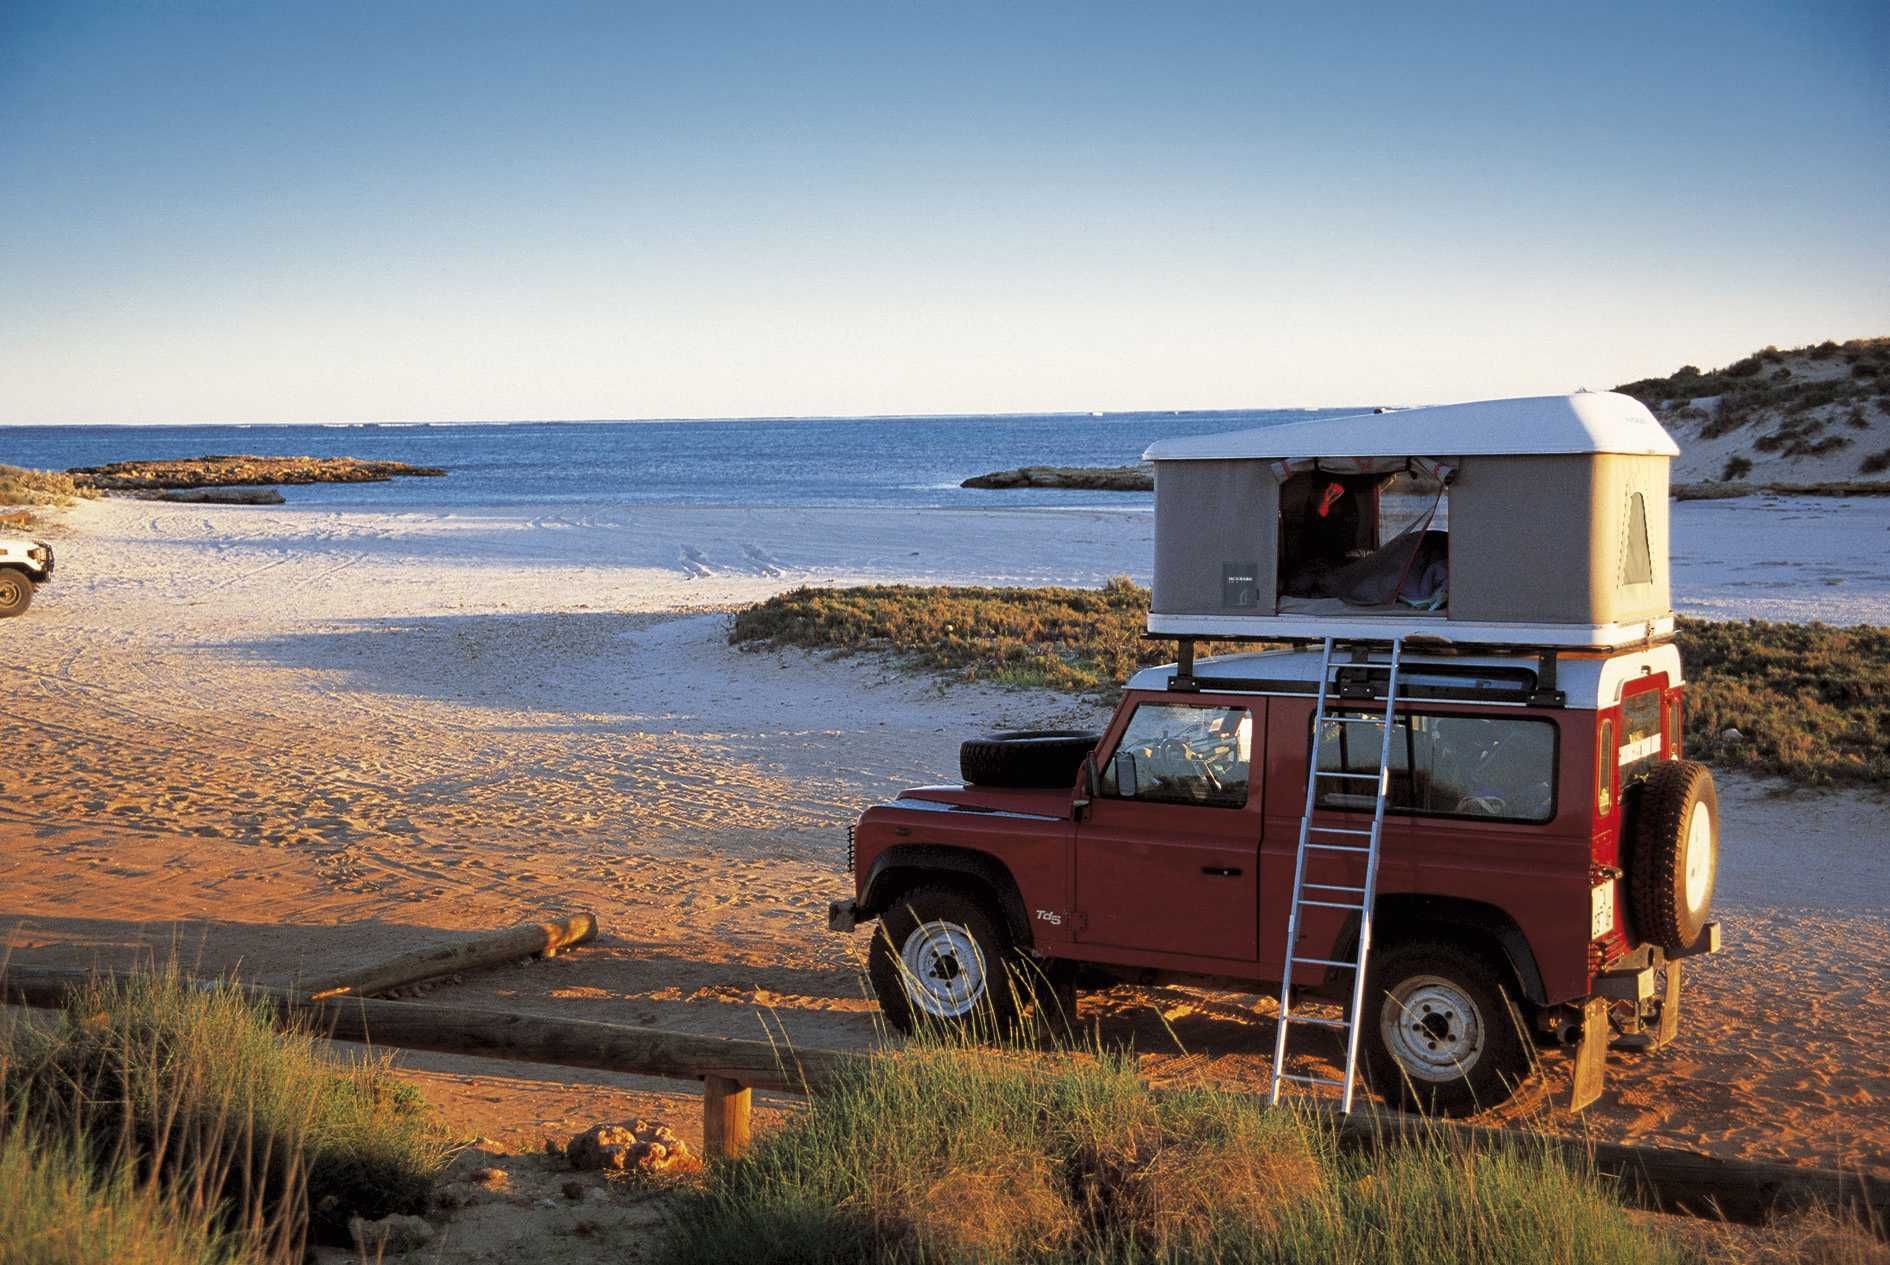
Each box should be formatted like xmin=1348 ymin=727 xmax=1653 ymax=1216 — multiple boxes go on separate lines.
xmin=1158 ymin=735 xmax=1223 ymax=793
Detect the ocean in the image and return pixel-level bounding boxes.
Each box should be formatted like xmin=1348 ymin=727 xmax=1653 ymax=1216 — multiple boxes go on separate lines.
xmin=0 ymin=410 xmax=1365 ymax=512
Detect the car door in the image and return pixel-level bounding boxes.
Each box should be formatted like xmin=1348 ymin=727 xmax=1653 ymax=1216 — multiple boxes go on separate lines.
xmin=1074 ymin=697 xmax=1262 ymax=962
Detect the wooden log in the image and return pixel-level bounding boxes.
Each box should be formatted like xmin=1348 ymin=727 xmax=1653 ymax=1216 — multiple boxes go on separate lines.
xmin=702 ymin=1075 xmax=754 ymax=1159
xmin=301 ymin=912 xmax=600 ymax=1001
xmin=3 ymin=964 xmax=1878 ymax=1225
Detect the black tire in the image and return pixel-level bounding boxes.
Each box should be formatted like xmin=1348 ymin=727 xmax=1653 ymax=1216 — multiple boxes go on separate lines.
xmin=0 ymin=567 xmax=32 ymax=618
xmin=959 ymin=730 xmax=1100 ymax=788
xmin=1362 ymin=939 xmax=1532 ymax=1116
xmin=868 ymin=885 xmax=1020 ymax=1036
xmin=1628 ymin=760 xmax=1718 ymax=953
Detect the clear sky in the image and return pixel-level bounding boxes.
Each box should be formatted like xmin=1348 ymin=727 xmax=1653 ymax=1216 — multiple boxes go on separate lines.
xmin=1 ymin=2 xmax=1885 ymax=425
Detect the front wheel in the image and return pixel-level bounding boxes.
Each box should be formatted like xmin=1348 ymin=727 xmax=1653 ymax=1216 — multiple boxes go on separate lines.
xmin=1362 ymin=940 xmax=1532 ymax=1116
xmin=0 ymin=567 xmax=32 ymax=618
xmin=868 ymin=886 xmax=1019 ymax=1036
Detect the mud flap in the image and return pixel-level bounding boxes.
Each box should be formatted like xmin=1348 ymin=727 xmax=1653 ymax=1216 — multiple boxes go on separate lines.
xmin=1654 ymin=959 xmax=1682 ymax=1048
xmin=1568 ymin=996 xmax=1610 ymax=1112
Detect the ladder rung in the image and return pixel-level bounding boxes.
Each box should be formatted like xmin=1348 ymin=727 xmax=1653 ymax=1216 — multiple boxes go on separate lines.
xmin=1328 ymin=716 xmax=1390 ymax=725
xmin=1305 ymin=842 xmax=1370 ymax=853
xmin=1300 ymin=899 xmax=1365 ymax=911
xmin=1314 ymin=770 xmax=1379 ymax=781
xmin=1308 ymin=825 xmax=1372 ymax=836
xmin=1292 ymin=956 xmax=1359 ymax=969
xmin=1278 ymin=1072 xmax=1348 ymax=1087
xmin=1283 ymin=1014 xmax=1350 ymax=1030
xmin=1303 ymin=883 xmax=1366 ymax=894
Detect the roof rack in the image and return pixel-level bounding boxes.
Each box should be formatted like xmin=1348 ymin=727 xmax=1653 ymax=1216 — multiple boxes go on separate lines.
xmin=1158 ymin=636 xmax=1567 ymax=708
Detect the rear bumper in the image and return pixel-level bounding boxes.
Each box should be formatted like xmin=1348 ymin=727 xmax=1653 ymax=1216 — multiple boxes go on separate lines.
xmin=827 ymin=899 xmax=861 ymax=933
xmin=1595 ymin=921 xmax=1719 ymax=1001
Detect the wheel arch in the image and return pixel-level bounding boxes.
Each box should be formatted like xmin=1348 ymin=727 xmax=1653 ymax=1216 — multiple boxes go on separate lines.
xmin=1335 ymin=894 xmax=1549 ymax=1007
xmin=860 ymin=845 xmax=1033 ymax=949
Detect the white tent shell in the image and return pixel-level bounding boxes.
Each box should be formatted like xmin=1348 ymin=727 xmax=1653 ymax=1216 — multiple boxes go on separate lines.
xmin=1143 ymin=392 xmax=1681 ymax=463
xmin=1144 ymin=393 xmax=1679 ymax=650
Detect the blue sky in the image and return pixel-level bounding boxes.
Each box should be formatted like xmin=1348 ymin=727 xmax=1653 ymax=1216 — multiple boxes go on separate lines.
xmin=1 ymin=2 xmax=1885 ymax=424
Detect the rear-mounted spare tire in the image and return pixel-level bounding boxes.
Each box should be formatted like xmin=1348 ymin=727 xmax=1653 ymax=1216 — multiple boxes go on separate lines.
xmin=1628 ymin=759 xmax=1719 ymax=953
xmin=960 ymin=730 xmax=1101 ymax=789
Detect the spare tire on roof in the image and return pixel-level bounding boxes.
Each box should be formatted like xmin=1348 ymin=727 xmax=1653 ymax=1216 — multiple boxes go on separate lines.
xmin=960 ymin=730 xmax=1101 ymax=789
xmin=1628 ymin=760 xmax=1719 ymax=953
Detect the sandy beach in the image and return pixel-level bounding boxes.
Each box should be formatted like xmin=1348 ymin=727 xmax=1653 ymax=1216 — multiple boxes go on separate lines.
xmin=4 ymin=493 xmax=1888 ymax=1179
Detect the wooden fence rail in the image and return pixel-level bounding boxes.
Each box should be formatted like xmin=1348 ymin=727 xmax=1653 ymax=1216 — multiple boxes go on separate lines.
xmin=2 ymin=965 xmax=1877 ymax=1227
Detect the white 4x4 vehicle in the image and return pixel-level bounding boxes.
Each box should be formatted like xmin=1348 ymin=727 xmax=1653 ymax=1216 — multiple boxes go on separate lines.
xmin=0 ymin=537 xmax=54 ymax=617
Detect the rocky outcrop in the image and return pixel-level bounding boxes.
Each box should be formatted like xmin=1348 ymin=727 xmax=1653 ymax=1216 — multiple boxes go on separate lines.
xmin=141 ymin=487 xmax=287 ymax=504
xmin=69 ymin=455 xmax=446 ymax=491
xmin=962 ymin=465 xmax=1153 ymax=491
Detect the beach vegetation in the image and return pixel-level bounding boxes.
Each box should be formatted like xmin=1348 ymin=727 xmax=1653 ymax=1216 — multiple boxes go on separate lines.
xmin=1615 ymin=338 xmax=1890 ymax=440
xmin=732 ymin=584 xmax=1889 ymax=787
xmin=3 ymin=965 xmax=454 ymax=1252
xmin=0 ymin=463 xmax=98 ymax=507
xmin=658 ymin=1027 xmax=1691 ymax=1265
xmin=1861 ymin=448 xmax=1890 ymax=476
xmin=1720 ymin=456 xmax=1754 ymax=481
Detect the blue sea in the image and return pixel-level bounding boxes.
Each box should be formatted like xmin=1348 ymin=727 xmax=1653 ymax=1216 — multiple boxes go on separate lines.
xmin=0 ymin=410 xmax=1365 ymax=512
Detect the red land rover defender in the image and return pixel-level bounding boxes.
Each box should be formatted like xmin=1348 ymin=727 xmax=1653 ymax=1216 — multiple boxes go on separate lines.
xmin=828 ymin=641 xmax=1721 ymax=1115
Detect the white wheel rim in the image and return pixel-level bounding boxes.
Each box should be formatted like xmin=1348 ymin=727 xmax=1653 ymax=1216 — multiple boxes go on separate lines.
xmin=1683 ymin=802 xmax=1714 ymax=912
xmin=0 ymin=578 xmax=19 ymax=606
xmin=1381 ymin=976 xmax=1486 ymax=1083
xmin=900 ymin=920 xmax=988 ymax=1019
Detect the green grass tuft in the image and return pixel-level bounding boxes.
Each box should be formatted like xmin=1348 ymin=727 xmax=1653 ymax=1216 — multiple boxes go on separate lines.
xmin=659 ymin=1034 xmax=1687 ymax=1265
xmin=5 ymin=965 xmax=454 ymax=1247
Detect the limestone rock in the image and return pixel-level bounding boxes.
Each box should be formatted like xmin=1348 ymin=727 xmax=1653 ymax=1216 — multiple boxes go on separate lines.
xmin=565 ymin=1119 xmax=701 ymax=1174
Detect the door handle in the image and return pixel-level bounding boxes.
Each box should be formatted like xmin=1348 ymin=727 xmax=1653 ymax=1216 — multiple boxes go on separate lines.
xmin=1201 ymin=866 xmax=1242 ymax=877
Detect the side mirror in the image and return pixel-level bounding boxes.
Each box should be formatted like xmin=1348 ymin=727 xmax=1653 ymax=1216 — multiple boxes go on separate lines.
xmin=1072 ymin=754 xmax=1096 ymax=821
xmin=1113 ymin=751 xmax=1139 ymax=798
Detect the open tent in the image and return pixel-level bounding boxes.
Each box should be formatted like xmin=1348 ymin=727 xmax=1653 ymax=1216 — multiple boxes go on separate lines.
xmin=1143 ymin=392 xmax=1680 ymax=649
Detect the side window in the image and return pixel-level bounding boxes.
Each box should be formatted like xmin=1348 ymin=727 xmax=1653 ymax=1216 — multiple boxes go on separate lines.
xmin=1621 ymin=492 xmax=1653 ymax=585
xmin=1101 ymin=703 xmax=1252 ymax=809
xmin=1315 ymin=712 xmax=1557 ymax=823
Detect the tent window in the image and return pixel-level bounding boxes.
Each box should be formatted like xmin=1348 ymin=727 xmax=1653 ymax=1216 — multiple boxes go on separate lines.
xmin=1278 ymin=469 xmax=1448 ymax=612
xmin=1621 ymin=492 xmax=1653 ymax=586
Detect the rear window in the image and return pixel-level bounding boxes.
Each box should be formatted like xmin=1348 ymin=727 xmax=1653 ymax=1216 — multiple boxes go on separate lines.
xmin=1619 ymin=691 xmax=1663 ymax=775
xmin=1314 ymin=712 xmax=1556 ymax=823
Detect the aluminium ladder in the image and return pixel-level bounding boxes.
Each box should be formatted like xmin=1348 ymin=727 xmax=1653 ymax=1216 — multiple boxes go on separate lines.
xmin=1268 ymin=635 xmax=1406 ymax=1114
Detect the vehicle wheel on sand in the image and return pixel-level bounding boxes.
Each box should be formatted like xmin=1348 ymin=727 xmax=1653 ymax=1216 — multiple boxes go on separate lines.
xmin=869 ymin=886 xmax=1025 ymax=1036
xmin=0 ymin=567 xmax=32 ymax=618
xmin=959 ymin=730 xmax=1101 ymax=789
xmin=1628 ymin=760 xmax=1719 ymax=953
xmin=1362 ymin=940 xmax=1531 ymax=1116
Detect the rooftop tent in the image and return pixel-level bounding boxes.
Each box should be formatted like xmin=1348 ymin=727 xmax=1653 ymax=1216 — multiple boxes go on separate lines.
xmin=1143 ymin=393 xmax=1681 ymax=649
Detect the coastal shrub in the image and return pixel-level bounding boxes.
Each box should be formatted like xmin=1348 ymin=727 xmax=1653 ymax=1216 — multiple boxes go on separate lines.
xmin=4 ymin=966 xmax=454 ymax=1246
xmin=1721 ymin=456 xmax=1754 ymax=480
xmin=732 ymin=586 xmax=1888 ymax=787
xmin=660 ymin=1032 xmax=1685 ymax=1265
xmin=0 ymin=463 xmax=97 ymax=507
xmin=1860 ymin=448 xmax=1890 ymax=476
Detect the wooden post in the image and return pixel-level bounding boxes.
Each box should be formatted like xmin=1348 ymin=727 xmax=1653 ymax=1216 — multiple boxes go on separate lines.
xmin=1568 ymin=996 xmax=1611 ymax=1113
xmin=702 ymin=1075 xmax=752 ymax=1160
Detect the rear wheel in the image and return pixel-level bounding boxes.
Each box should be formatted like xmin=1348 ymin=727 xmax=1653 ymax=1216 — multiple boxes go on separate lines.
xmin=869 ymin=886 xmax=1019 ymax=1035
xmin=1362 ymin=939 xmax=1531 ymax=1116
xmin=0 ymin=567 xmax=32 ymax=618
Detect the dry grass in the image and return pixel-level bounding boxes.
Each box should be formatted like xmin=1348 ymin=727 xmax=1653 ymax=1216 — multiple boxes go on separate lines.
xmin=0 ymin=463 xmax=98 ymax=507
xmin=731 ymin=583 xmax=1888 ymax=787
xmin=658 ymin=1029 xmax=1693 ymax=1265
xmin=4 ymin=965 xmax=455 ymax=1250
